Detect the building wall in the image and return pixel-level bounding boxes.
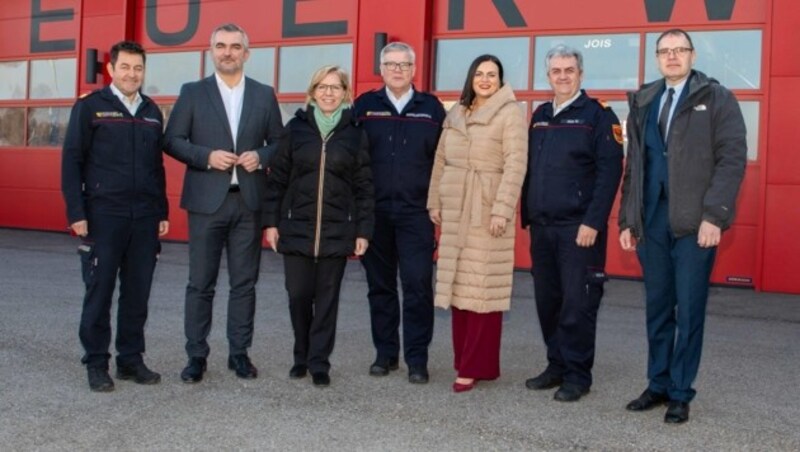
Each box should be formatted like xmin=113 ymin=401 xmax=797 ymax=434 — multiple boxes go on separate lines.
xmin=1 ymin=0 xmax=797 ymax=293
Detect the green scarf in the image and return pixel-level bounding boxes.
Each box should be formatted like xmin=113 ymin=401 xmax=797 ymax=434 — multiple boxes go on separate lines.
xmin=311 ymin=101 xmax=350 ymax=138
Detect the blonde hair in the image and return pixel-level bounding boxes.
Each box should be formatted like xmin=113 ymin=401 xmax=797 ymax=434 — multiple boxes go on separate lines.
xmin=305 ymin=65 xmax=353 ymax=105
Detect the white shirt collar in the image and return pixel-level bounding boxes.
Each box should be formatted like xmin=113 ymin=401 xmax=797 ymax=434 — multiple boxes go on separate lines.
xmin=552 ymin=90 xmax=582 ymax=116
xmin=215 ymin=72 xmax=246 ymax=92
xmin=109 ymin=83 xmax=142 ymax=116
xmin=385 ymin=86 xmax=414 ymax=113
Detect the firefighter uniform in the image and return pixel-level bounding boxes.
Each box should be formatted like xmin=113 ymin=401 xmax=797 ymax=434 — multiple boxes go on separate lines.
xmin=521 ymin=90 xmax=623 ymax=390
xmin=61 ymin=86 xmax=168 ymax=370
xmin=353 ymin=88 xmax=446 ymax=369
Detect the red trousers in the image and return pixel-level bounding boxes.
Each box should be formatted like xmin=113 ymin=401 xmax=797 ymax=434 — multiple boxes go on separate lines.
xmin=451 ymin=307 xmax=503 ymax=380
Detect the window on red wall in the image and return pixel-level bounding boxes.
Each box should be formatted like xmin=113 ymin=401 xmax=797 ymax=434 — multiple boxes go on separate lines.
xmin=0 ymin=58 xmax=76 ymax=148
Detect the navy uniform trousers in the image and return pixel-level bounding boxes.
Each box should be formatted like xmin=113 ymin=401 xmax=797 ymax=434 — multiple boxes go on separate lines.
xmin=636 ymin=95 xmax=716 ymax=403
xmin=530 ymin=223 xmax=607 ymax=389
xmin=362 ymin=211 xmax=434 ymax=367
xmin=79 ymin=213 xmax=160 ymax=369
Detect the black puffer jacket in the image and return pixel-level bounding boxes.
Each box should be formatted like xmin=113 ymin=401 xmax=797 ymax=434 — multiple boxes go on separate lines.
xmin=265 ymin=107 xmax=374 ymax=258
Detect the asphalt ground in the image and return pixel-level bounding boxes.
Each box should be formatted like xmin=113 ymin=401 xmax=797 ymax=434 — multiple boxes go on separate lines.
xmin=1 ymin=228 xmax=798 ymax=451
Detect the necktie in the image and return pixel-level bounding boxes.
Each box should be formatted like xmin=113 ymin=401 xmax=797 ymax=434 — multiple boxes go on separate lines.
xmin=658 ymin=87 xmax=675 ymax=141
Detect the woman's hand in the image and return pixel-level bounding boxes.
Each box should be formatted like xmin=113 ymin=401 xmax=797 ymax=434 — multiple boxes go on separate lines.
xmin=354 ymin=237 xmax=369 ymax=256
xmin=429 ymin=209 xmax=442 ymax=225
xmin=265 ymin=227 xmax=279 ymax=252
xmin=489 ymin=215 xmax=507 ymax=237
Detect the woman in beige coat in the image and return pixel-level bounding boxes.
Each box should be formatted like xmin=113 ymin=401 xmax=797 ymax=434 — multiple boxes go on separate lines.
xmin=428 ymin=55 xmax=528 ymax=392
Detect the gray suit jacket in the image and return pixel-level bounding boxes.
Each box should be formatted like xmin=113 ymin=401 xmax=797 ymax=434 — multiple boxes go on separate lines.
xmin=165 ymin=75 xmax=284 ymax=219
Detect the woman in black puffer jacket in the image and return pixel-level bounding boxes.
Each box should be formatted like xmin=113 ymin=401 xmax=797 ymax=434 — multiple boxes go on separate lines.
xmin=264 ymin=65 xmax=373 ymax=387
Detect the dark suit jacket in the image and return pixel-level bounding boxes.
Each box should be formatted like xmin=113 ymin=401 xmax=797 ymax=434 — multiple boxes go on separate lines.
xmin=165 ymin=75 xmax=284 ymax=219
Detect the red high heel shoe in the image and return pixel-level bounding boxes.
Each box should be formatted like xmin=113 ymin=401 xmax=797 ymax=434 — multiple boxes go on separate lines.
xmin=452 ymin=380 xmax=476 ymax=393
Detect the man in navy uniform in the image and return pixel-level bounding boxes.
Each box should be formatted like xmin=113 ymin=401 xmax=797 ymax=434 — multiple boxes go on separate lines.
xmin=353 ymin=42 xmax=446 ymax=384
xmin=522 ymin=45 xmax=623 ymax=402
xmin=619 ymin=29 xmax=747 ymax=423
xmin=62 ymin=41 xmax=169 ymax=392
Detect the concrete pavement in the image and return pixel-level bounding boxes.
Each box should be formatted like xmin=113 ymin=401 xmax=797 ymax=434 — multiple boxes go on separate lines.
xmin=0 ymin=228 xmax=798 ymax=451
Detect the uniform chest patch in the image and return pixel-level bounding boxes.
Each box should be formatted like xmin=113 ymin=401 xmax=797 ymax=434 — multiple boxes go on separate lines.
xmin=365 ymin=111 xmax=392 ymax=116
xmin=406 ymin=112 xmax=432 ymax=119
xmin=143 ymin=117 xmax=161 ymax=124
xmin=560 ymin=119 xmax=586 ymax=125
xmin=531 ymin=121 xmax=549 ymax=128
xmin=95 ymin=111 xmax=124 ymax=118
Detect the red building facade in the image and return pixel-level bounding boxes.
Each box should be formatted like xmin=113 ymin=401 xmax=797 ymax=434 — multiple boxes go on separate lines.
xmin=1 ymin=0 xmax=798 ymax=293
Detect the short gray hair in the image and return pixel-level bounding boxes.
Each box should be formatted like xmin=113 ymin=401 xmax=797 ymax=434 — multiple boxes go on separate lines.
xmin=210 ymin=23 xmax=249 ymax=50
xmin=380 ymin=42 xmax=416 ymax=64
xmin=545 ymin=44 xmax=583 ymax=72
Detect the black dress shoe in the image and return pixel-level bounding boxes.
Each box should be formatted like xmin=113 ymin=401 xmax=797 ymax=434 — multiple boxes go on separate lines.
xmin=180 ymin=357 xmax=207 ymax=383
xmin=228 ymin=354 xmax=258 ymax=379
xmin=369 ymin=357 xmax=399 ymax=376
xmin=525 ymin=371 xmax=563 ymax=390
xmin=408 ymin=365 xmax=429 ymax=384
xmin=626 ymin=389 xmax=670 ymax=411
xmin=554 ymin=383 xmax=590 ymax=402
xmin=665 ymin=401 xmax=690 ymax=424
xmin=117 ymin=362 xmax=161 ymax=385
xmin=87 ymin=367 xmax=115 ymax=392
xmin=311 ymin=371 xmax=330 ymax=387
xmin=289 ymin=364 xmax=308 ymax=379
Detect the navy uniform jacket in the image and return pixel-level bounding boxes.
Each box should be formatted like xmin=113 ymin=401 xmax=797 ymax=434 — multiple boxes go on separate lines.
xmin=521 ymin=90 xmax=623 ymax=230
xmin=62 ymin=86 xmax=168 ymax=224
xmin=353 ymin=88 xmax=446 ymax=215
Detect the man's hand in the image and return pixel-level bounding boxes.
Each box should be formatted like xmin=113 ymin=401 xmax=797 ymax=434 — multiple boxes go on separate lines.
xmin=265 ymin=227 xmax=279 ymax=252
xmin=208 ymin=150 xmax=238 ymax=171
xmin=576 ymin=224 xmax=598 ymax=247
xmin=429 ymin=209 xmax=441 ymax=226
xmin=158 ymin=221 xmax=169 ymax=237
xmin=697 ymin=220 xmax=721 ymax=248
xmin=237 ymin=151 xmax=260 ymax=173
xmin=354 ymin=238 xmax=369 ymax=256
xmin=489 ymin=215 xmax=507 ymax=238
xmin=70 ymin=220 xmax=88 ymax=237
xmin=619 ymin=228 xmax=637 ymax=251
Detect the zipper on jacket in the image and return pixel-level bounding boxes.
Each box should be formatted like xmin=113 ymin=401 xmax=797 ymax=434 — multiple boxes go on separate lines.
xmin=313 ymin=134 xmax=331 ymax=260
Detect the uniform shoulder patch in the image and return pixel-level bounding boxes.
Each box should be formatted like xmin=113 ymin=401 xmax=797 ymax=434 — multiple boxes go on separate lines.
xmin=612 ymin=124 xmax=624 ymax=145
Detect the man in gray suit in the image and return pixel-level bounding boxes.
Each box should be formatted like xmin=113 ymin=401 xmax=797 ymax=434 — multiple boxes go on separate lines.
xmin=165 ymin=23 xmax=284 ymax=383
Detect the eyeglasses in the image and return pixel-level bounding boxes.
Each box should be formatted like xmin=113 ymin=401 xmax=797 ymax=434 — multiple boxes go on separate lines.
xmin=382 ymin=61 xmax=414 ymax=72
xmin=656 ymin=47 xmax=693 ymax=57
xmin=315 ymin=84 xmax=344 ymax=93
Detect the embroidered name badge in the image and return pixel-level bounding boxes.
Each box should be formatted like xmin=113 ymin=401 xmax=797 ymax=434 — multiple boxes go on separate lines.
xmin=143 ymin=117 xmax=161 ymax=125
xmin=561 ymin=119 xmax=586 ymax=125
xmin=406 ymin=112 xmax=432 ymax=119
xmin=531 ymin=121 xmax=549 ymax=128
xmin=366 ymin=111 xmax=392 ymax=116
xmin=693 ymin=104 xmax=707 ymax=111
xmin=95 ymin=111 xmax=124 ymax=118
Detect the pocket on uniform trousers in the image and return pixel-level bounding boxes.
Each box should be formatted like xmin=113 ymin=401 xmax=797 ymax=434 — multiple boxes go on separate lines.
xmin=78 ymin=241 xmax=97 ymax=286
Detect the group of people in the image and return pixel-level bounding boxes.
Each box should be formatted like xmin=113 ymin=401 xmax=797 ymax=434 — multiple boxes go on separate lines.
xmin=61 ymin=24 xmax=746 ymax=425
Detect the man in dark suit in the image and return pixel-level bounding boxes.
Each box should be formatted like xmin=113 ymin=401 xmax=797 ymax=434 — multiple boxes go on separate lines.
xmin=165 ymin=23 xmax=284 ymax=383
xmin=619 ymin=29 xmax=747 ymax=423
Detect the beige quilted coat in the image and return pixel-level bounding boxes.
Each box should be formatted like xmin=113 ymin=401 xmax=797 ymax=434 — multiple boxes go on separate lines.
xmin=427 ymin=84 xmax=528 ymax=313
